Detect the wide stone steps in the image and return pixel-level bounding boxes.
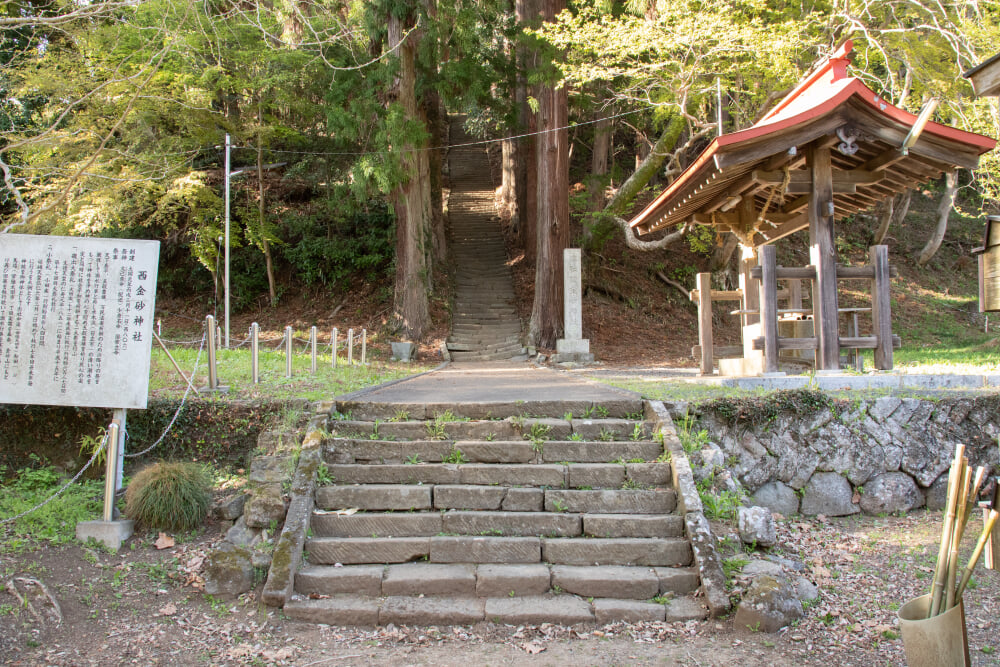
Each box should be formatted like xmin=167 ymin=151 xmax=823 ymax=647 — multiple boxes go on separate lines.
xmin=311 ymin=510 xmax=683 ymax=537
xmin=450 ymin=349 xmax=526 ymax=362
xmin=334 ymin=400 xmax=645 ymax=421
xmin=445 ymin=113 xmax=521 ymax=359
xmin=315 ymin=486 xmax=676 ymax=514
xmin=329 ymin=417 xmax=651 ymax=441
xmin=294 ymin=563 xmax=698 ymax=600
xmin=448 ymin=324 xmax=519 ymax=333
xmin=446 ymin=339 xmax=521 ymax=352
xmin=325 ymin=436 xmax=670 ymax=464
xmin=284 ymin=592 xmax=707 ymax=627
xmin=305 ymin=535 xmax=692 ymax=567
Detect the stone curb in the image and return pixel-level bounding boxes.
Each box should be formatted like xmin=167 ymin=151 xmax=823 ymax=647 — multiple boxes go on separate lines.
xmin=646 ymin=400 xmax=730 ymax=617
xmin=261 ymin=427 xmax=322 ymax=607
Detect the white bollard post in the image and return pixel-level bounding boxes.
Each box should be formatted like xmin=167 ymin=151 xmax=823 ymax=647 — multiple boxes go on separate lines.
xmin=206 ymin=315 xmax=218 ymax=389
xmin=310 ymin=326 xmax=318 ymax=374
xmin=285 ymin=326 xmax=293 ymax=378
xmin=332 ymin=327 xmax=338 ymax=368
xmin=250 ymin=323 xmax=260 ymax=384
xmin=361 ymin=329 xmax=367 ymax=365
xmin=347 ymin=328 xmax=354 ymax=365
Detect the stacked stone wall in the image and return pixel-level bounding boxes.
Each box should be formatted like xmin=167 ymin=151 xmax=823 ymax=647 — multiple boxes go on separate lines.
xmin=675 ymin=394 xmax=1000 ymax=516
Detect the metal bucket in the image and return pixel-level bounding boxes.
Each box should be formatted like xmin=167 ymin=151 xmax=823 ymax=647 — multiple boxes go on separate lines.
xmin=897 ymin=594 xmax=970 ymax=667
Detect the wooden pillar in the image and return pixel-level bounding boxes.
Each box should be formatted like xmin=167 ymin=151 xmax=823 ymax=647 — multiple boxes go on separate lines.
xmin=696 ymin=272 xmax=713 ymax=375
xmin=870 ymin=244 xmax=893 ymax=370
xmin=738 ymin=244 xmax=761 ymax=372
xmin=808 ymin=144 xmax=840 ymax=370
xmin=759 ymin=245 xmax=779 ymax=374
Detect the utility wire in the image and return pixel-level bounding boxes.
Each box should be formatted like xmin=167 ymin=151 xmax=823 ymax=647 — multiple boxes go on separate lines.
xmin=229 ymin=106 xmax=653 ymax=157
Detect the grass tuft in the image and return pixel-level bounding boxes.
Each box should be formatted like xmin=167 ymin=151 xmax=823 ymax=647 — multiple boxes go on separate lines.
xmin=125 ymin=462 xmax=213 ymax=531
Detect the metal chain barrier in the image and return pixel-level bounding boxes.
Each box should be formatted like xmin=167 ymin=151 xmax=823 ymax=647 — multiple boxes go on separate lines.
xmin=157 ymin=337 xmax=204 ymax=346
xmin=0 ymin=432 xmax=109 ymax=526
xmin=125 ymin=332 xmax=206 ymax=459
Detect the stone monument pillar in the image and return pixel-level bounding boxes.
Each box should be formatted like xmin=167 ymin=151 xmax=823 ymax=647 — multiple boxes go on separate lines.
xmin=554 ymin=248 xmax=594 ymax=363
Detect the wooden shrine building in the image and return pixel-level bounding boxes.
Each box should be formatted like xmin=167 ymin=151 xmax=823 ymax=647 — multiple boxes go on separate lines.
xmin=629 ymin=41 xmax=996 ymax=375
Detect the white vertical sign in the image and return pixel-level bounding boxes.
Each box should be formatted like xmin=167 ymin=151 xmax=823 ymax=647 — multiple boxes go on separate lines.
xmin=0 ymin=234 xmax=159 ymax=409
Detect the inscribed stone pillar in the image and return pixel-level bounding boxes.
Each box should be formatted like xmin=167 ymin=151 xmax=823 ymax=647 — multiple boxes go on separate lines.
xmin=554 ymin=248 xmax=594 ymax=363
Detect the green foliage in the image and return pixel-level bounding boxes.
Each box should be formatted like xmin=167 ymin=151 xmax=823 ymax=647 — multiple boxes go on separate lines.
xmin=78 ymin=427 xmax=108 ymax=467
xmin=442 ymin=448 xmax=467 ymax=465
xmin=124 ymin=462 xmax=213 ymax=532
xmin=282 ymin=202 xmax=395 ymax=289
xmin=0 ymin=460 xmax=105 ymax=549
xmin=686 ymin=226 xmax=716 ymax=257
xmin=704 ymin=389 xmax=832 ymax=429
xmin=676 ymin=415 xmax=711 ymax=455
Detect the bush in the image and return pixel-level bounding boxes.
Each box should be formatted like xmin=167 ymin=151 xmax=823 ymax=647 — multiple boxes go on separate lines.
xmin=125 ymin=462 xmax=213 ymax=531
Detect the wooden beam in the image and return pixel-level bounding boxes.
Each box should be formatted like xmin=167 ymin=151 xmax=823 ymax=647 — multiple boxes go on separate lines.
xmin=864 ymin=148 xmax=906 ymax=172
xmin=692 ymin=345 xmax=744 ymax=359
xmin=690 ymin=289 xmax=743 ymax=304
xmin=787 ymin=181 xmax=856 ymax=195
xmin=779 ymin=196 xmax=810 ymax=216
xmin=752 ymin=169 xmax=884 ymax=187
xmin=752 ymin=335 xmax=900 ymax=350
xmin=753 ymin=215 xmax=808 ymax=246
xmin=748 ymin=264 xmax=897 ymax=280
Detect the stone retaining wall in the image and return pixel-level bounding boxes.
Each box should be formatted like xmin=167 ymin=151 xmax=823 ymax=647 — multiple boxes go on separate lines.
xmin=671 ymin=393 xmax=1000 ymax=517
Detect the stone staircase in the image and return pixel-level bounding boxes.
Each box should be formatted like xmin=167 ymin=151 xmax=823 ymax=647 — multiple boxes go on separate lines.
xmin=445 ymin=117 xmax=524 ymax=362
xmin=280 ymin=401 xmax=715 ymax=626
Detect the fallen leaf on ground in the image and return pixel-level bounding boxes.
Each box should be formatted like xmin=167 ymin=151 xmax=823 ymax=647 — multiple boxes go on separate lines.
xmin=158 ymin=603 xmax=177 ymax=616
xmin=155 ymin=533 xmax=175 ymax=550
xmin=522 ymin=642 xmax=546 ymax=654
xmin=262 ymin=647 xmax=295 ymax=660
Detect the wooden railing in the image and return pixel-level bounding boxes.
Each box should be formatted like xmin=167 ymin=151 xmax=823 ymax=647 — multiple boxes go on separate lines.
xmin=690 ymin=244 xmax=898 ymax=375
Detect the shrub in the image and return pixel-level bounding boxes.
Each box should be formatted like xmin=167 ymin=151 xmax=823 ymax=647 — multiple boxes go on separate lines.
xmin=125 ymin=462 xmax=213 ymax=531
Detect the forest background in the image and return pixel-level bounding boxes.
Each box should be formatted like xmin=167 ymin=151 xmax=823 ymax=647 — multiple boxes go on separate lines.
xmin=2 ymin=0 xmax=999 ymax=350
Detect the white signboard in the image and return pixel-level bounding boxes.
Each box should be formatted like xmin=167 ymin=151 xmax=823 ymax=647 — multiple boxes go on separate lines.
xmin=0 ymin=234 xmax=159 ymax=409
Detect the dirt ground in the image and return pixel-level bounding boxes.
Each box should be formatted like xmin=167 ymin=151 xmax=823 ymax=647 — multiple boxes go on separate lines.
xmin=3 ymin=511 xmax=999 ymax=666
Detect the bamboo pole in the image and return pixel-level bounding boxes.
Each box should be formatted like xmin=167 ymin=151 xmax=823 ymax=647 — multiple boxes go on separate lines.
xmin=930 ymin=445 xmax=965 ymax=617
xmin=945 ymin=462 xmax=970 ymax=610
xmin=956 ymin=509 xmax=1000 ymax=600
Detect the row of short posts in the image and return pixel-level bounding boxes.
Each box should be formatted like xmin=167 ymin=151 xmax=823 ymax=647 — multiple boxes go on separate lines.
xmin=202 ymin=315 xmax=367 ymax=387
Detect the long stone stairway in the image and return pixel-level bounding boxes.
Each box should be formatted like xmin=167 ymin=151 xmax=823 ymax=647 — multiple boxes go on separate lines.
xmin=278 ymin=399 xmax=719 ymax=626
xmin=446 ymin=117 xmax=524 ymax=362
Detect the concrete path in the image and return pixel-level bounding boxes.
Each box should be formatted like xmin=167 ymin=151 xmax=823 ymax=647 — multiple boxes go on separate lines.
xmin=336 ymin=362 xmax=641 ymax=418
xmin=572 ymin=366 xmax=1000 ymax=392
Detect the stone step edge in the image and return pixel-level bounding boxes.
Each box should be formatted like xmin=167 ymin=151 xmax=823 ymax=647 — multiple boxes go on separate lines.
xmin=304 ymin=535 xmax=693 ymax=568
xmin=309 ymin=511 xmax=684 ymax=539
xmin=282 ymin=593 xmax=709 ymax=626
xmin=322 ymin=443 xmax=668 ymax=467
xmin=333 ymin=398 xmax=644 ymax=420
xmin=294 ymin=562 xmax=699 ymax=599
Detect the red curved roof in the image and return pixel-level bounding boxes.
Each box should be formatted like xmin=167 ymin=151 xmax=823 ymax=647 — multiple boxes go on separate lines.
xmin=630 ymin=40 xmax=996 ymax=237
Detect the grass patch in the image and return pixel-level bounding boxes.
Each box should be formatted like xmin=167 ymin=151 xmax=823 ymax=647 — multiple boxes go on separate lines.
xmin=148 ymin=346 xmax=430 ymax=402
xmin=0 ymin=460 xmax=105 ymax=552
